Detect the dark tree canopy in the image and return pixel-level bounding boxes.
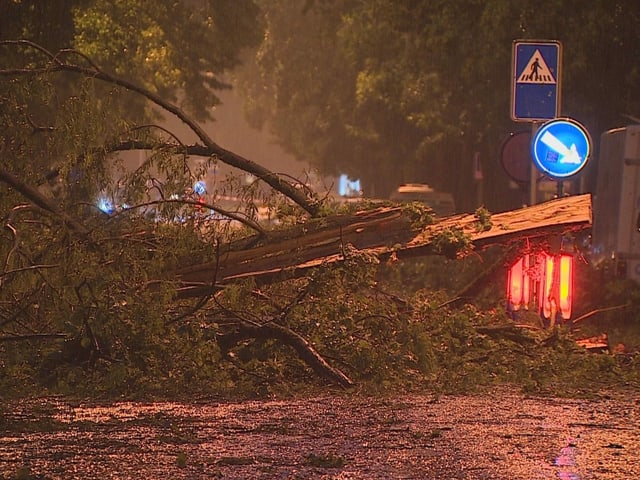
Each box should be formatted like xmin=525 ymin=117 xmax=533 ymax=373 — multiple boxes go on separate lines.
xmin=1 ymin=0 xmax=263 ymax=122
xmin=236 ymin=0 xmax=640 ymax=211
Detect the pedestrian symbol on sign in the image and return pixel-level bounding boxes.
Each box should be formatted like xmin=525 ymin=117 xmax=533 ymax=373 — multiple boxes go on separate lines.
xmin=511 ymin=40 xmax=561 ymax=121
xmin=518 ymin=50 xmax=556 ymax=84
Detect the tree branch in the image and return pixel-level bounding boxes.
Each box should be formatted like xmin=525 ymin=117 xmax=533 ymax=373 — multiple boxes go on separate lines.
xmin=117 ymin=198 xmax=266 ymax=235
xmin=572 ymin=304 xmax=630 ymax=324
xmin=0 ymin=264 xmax=60 ymax=279
xmin=219 ymin=320 xmax=354 ymax=388
xmin=0 ymin=40 xmax=321 ymax=216
xmin=0 ymin=167 xmax=90 ymax=236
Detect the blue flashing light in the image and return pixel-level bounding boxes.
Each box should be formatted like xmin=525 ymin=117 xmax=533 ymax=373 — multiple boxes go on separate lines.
xmin=194 ymin=180 xmax=207 ymax=195
xmin=97 ymin=197 xmax=114 ymax=214
xmin=338 ymin=174 xmax=361 ymax=197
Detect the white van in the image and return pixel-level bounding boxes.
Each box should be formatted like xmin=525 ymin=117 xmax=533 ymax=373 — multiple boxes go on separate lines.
xmin=390 ymin=183 xmax=456 ymax=216
xmin=591 ymin=125 xmax=640 ymax=281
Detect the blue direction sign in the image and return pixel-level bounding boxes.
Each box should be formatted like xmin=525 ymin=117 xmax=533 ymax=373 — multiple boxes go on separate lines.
xmin=511 ymin=41 xmax=561 ymax=121
xmin=531 ymin=118 xmax=591 ymax=179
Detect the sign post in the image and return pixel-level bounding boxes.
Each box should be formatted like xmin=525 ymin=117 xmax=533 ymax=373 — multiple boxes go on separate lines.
xmin=511 ymin=40 xmax=562 ymax=205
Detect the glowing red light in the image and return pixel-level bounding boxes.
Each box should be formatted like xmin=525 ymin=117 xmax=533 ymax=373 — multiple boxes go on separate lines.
xmin=539 ymin=253 xmax=554 ymax=320
xmin=507 ymin=255 xmax=531 ymax=310
xmin=506 ymin=250 xmax=574 ymax=323
xmin=538 ymin=252 xmax=574 ymax=321
xmin=557 ymin=254 xmax=573 ymax=320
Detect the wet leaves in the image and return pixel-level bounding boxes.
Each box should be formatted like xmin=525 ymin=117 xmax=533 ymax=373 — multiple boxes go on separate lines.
xmin=603 ymin=443 xmax=624 ymax=449
xmin=303 ymin=452 xmax=345 ymax=468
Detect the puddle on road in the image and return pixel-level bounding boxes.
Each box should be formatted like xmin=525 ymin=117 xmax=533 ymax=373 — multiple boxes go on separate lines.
xmin=554 ymin=437 xmax=581 ymax=479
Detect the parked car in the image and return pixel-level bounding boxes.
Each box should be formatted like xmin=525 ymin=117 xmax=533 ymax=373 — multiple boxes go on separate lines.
xmin=390 ymin=183 xmax=456 ymax=216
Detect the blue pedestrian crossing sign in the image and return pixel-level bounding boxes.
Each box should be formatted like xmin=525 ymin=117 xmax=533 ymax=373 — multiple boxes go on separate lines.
xmin=511 ymin=41 xmax=562 ymax=122
xmin=531 ymin=118 xmax=591 ymax=179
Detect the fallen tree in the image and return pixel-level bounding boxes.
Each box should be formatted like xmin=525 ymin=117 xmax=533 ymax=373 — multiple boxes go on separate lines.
xmin=167 ymin=194 xmax=591 ymax=386
xmin=0 ymin=40 xmax=594 ymax=391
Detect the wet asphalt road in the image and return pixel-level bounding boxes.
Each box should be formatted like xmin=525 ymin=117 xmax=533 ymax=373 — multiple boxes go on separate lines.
xmin=1 ymin=387 xmax=639 ymax=479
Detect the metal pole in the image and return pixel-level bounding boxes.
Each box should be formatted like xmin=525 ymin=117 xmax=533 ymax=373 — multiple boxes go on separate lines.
xmin=529 ymin=122 xmax=541 ymax=205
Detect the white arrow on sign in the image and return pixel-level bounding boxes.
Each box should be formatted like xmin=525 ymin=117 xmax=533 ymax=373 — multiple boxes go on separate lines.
xmin=540 ymin=131 xmax=581 ymax=164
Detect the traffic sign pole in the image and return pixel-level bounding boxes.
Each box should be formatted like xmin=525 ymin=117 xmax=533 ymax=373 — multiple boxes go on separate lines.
xmin=511 ymin=40 xmax=562 ymax=205
xmin=529 ymin=122 xmax=541 ymax=205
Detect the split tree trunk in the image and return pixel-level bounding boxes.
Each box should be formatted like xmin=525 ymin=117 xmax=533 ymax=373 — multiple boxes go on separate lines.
xmin=173 ymin=194 xmax=592 ymax=298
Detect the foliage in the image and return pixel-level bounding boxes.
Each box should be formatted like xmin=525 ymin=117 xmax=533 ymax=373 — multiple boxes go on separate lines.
xmin=572 ymin=265 xmax=640 ymax=352
xmin=400 ymin=201 xmax=437 ymax=231
xmin=199 ymin=254 xmax=640 ymax=397
xmin=2 ymin=221 xmax=640 ymax=399
xmin=0 ymin=208 xmax=218 ymax=397
xmin=431 ymin=227 xmax=473 ymax=259
xmin=474 ymin=207 xmax=493 ymax=233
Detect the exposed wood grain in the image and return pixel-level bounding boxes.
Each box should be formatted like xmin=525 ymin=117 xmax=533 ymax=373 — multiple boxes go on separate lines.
xmin=174 ymin=194 xmax=592 ymax=297
xmin=406 ymin=192 xmax=592 ymax=252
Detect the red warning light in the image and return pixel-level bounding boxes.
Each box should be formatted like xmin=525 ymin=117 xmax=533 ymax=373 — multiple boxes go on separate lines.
xmin=506 ymin=250 xmax=574 ymax=323
xmin=539 ymin=253 xmax=555 ymax=320
xmin=538 ymin=252 xmax=574 ymax=321
xmin=557 ymin=253 xmax=573 ymax=320
xmin=507 ymin=255 xmax=531 ymax=311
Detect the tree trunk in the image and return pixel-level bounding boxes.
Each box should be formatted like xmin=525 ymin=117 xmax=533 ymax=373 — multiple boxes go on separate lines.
xmin=173 ymin=194 xmax=592 ymax=297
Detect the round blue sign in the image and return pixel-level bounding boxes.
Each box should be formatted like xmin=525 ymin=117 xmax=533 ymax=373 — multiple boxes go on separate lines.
xmin=531 ymin=118 xmax=591 ymax=179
